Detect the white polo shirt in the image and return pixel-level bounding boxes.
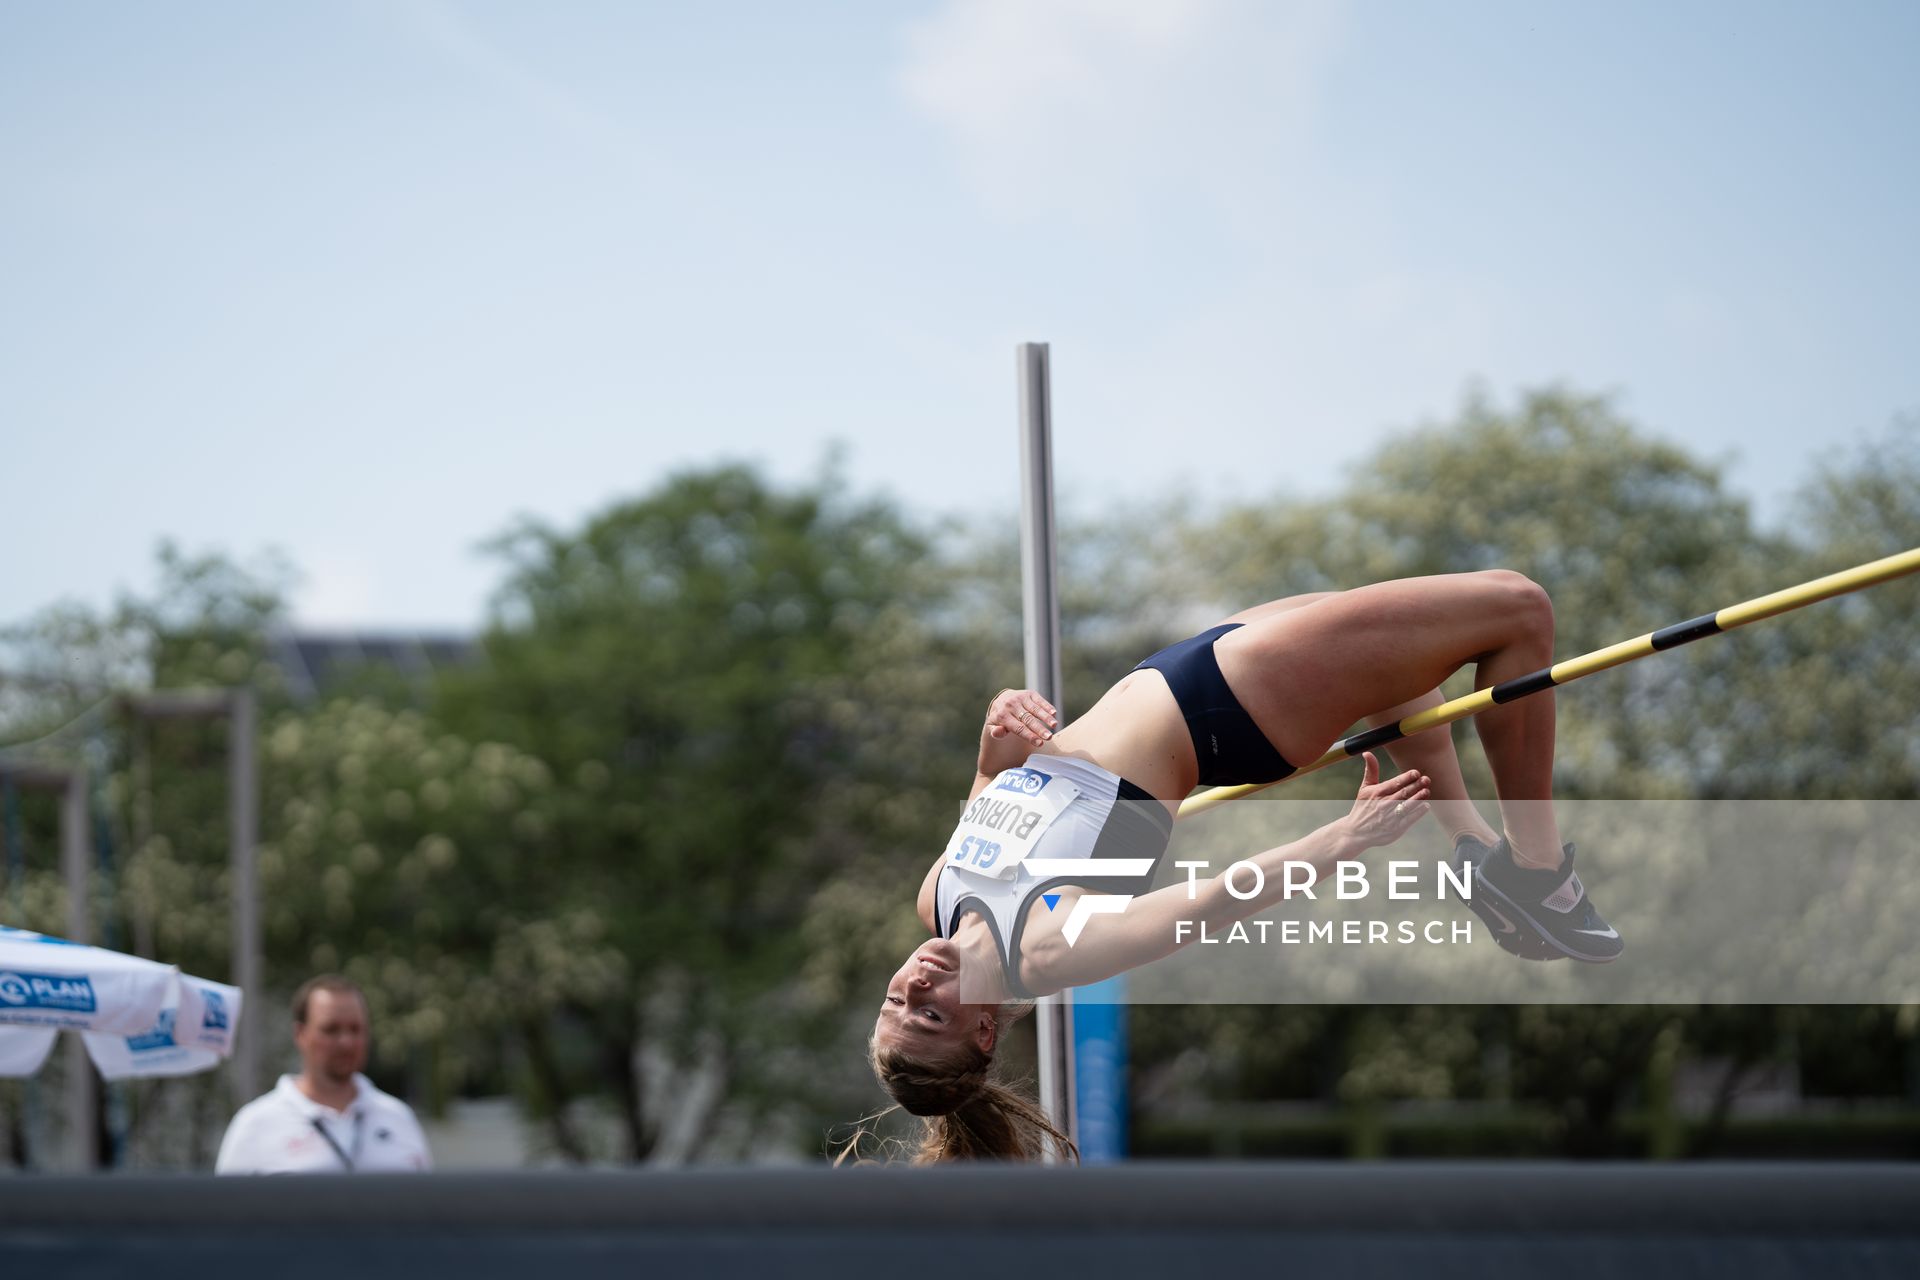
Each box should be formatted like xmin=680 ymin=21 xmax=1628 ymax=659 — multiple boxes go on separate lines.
xmin=215 ymin=1073 xmax=433 ymax=1174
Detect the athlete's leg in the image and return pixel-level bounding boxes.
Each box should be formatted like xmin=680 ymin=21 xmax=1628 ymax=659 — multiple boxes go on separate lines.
xmin=1364 ymin=690 xmax=1500 ymax=848
xmin=1218 ymin=592 xmax=1338 ymax=626
xmin=1214 ymin=570 xmax=1563 ymax=867
xmin=1220 ymin=591 xmax=1496 ymax=845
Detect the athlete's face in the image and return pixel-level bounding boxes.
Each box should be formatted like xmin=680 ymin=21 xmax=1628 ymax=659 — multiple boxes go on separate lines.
xmin=874 ymin=939 xmax=982 ymax=1054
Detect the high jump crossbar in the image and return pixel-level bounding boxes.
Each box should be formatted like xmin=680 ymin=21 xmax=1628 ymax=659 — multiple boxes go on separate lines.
xmin=1178 ymin=546 xmax=1920 ymax=819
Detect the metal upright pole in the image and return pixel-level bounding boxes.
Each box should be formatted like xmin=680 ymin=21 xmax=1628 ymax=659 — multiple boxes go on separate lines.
xmin=1016 ymin=342 xmax=1074 ymax=1153
xmin=2 ymin=775 xmax=19 ymax=916
xmin=228 ymin=689 xmax=260 ymax=1105
xmin=61 ymin=766 xmax=96 ymax=1171
xmin=124 ymin=687 xmax=262 ymax=1103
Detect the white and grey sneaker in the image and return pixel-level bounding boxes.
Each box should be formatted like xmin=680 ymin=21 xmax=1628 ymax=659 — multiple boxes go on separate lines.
xmin=1462 ymin=837 xmax=1624 ymax=965
xmin=1452 ymin=835 xmax=1562 ymax=962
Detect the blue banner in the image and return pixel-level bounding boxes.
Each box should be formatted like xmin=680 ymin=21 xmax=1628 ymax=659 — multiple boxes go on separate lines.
xmin=1071 ymin=976 xmax=1127 ymax=1162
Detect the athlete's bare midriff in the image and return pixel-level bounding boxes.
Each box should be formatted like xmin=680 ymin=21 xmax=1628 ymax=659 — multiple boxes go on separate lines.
xmin=1031 ymin=668 xmax=1194 ymax=807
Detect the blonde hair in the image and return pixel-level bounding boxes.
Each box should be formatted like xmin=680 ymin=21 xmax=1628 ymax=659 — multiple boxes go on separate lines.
xmin=833 ymin=1033 xmax=1078 ymax=1165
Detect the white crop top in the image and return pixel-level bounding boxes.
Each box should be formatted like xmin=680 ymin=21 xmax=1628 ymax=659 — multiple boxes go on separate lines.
xmin=934 ymin=753 xmax=1173 ymax=998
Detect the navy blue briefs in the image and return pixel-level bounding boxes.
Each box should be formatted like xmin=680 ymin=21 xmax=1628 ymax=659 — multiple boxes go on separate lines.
xmin=1134 ymin=623 xmax=1297 ymax=788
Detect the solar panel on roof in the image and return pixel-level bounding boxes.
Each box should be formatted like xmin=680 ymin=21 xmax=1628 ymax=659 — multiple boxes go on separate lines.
xmin=265 ymin=632 xmax=480 ymax=702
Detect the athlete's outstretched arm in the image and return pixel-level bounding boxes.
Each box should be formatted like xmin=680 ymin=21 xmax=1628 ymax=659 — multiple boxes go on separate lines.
xmin=1030 ymin=754 xmax=1430 ymax=991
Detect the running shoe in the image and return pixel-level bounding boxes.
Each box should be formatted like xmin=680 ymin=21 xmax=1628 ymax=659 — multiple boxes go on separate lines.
xmin=1462 ymin=836 xmax=1624 ymax=964
xmin=1452 ymin=835 xmax=1563 ymax=962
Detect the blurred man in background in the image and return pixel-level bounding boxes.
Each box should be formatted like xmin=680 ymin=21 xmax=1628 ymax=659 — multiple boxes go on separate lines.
xmin=215 ymin=974 xmax=431 ymax=1174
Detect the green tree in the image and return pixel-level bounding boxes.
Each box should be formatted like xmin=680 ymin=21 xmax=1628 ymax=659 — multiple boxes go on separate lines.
xmin=1 ymin=545 xmax=297 ymax=1167
xmin=432 ymin=463 xmax=969 ymax=1159
xmin=1126 ymin=390 xmax=1919 ymax=1158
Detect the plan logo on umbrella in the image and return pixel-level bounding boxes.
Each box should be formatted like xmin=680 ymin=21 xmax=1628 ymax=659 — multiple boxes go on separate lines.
xmin=0 ymin=971 xmax=98 ymax=1012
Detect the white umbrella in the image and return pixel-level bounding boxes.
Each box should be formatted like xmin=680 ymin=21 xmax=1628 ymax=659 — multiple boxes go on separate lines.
xmin=0 ymin=1025 xmax=55 ymax=1076
xmin=0 ymin=924 xmax=244 ymax=1080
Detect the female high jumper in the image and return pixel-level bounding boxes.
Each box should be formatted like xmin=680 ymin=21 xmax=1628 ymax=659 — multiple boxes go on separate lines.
xmin=856 ymin=571 xmax=1618 ymax=1162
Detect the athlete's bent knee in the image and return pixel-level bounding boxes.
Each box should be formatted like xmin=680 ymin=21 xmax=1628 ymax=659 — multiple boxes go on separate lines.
xmin=1478 ymin=569 xmax=1554 ymax=633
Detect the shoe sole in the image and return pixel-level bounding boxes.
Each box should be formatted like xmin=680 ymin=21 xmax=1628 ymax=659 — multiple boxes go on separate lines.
xmin=1469 ymin=865 xmax=1624 ymax=965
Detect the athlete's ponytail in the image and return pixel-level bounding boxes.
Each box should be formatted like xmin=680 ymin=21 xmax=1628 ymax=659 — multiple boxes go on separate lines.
xmin=835 ymin=1037 xmax=1077 ymax=1164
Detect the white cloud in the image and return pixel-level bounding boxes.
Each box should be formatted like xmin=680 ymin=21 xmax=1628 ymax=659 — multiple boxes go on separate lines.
xmin=293 ymin=552 xmax=379 ymax=628
xmin=894 ymin=0 xmax=1346 ymax=224
xmin=888 ymin=0 xmax=1518 ymax=512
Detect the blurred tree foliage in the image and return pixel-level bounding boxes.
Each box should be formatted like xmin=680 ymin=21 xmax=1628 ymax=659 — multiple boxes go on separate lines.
xmin=423 ymin=463 xmax=978 ymax=1158
xmin=2 ymin=393 xmax=1915 ymax=1166
xmin=1130 ymin=393 xmax=1920 ymax=1157
xmin=0 ymin=544 xmax=297 ymax=1165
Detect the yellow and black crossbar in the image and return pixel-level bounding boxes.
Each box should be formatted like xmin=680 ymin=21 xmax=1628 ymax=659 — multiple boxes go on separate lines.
xmin=1177 ymin=546 xmax=1920 ymax=819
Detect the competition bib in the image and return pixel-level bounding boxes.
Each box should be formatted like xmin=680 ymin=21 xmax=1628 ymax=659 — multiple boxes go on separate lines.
xmin=943 ymin=767 xmax=1080 ymax=881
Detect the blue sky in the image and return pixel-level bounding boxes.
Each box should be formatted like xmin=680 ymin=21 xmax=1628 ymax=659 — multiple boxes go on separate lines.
xmin=3 ymin=0 xmax=1914 ymax=628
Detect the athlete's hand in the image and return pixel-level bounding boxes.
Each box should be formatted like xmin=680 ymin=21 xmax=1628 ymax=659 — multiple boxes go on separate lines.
xmin=1343 ymin=751 xmax=1430 ymax=849
xmin=986 ymin=688 xmax=1057 ymax=746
